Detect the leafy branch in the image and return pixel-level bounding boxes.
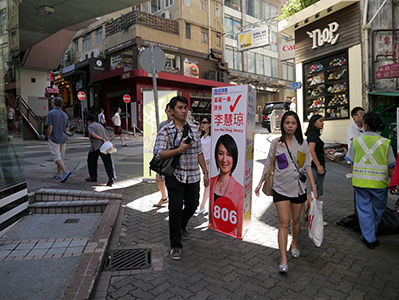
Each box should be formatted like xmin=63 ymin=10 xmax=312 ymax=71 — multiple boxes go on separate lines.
xmin=277 ymin=0 xmax=320 ymax=21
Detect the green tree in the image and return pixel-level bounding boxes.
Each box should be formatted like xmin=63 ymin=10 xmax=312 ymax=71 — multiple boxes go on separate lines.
xmin=277 ymin=0 xmax=320 ymax=20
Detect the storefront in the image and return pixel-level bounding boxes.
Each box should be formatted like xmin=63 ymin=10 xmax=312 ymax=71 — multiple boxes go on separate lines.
xmin=279 ymin=0 xmax=362 ymax=143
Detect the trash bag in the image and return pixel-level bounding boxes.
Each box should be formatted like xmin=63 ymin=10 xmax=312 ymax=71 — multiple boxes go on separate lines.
xmin=336 ymin=212 xmax=361 ymax=232
xmin=377 ymin=207 xmax=399 ymax=235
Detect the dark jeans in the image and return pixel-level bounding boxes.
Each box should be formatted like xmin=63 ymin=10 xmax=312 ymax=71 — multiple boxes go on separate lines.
xmin=166 ymin=175 xmax=200 ymax=249
xmin=87 ymin=150 xmax=114 ymax=180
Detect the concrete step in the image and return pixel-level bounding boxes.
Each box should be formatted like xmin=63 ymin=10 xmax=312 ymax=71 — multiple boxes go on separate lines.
xmin=31 ymin=189 xmax=122 ymax=203
xmin=29 ymin=199 xmax=109 ymax=214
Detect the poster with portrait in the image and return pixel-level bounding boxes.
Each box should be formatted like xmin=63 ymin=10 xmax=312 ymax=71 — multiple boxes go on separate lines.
xmin=209 ymin=85 xmax=256 ymax=239
xmin=143 ymin=90 xmax=178 ymax=179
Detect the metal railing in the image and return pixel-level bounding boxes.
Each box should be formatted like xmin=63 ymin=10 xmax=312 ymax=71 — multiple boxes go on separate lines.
xmin=17 ymin=95 xmax=44 ymax=139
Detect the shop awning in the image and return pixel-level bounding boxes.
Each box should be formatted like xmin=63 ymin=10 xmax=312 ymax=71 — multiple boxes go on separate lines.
xmin=368 ymin=92 xmax=399 ymax=97
xmin=278 ymin=0 xmax=359 ymax=36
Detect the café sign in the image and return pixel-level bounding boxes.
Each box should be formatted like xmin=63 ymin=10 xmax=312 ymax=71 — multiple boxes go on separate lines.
xmin=307 ymin=22 xmax=340 ymax=49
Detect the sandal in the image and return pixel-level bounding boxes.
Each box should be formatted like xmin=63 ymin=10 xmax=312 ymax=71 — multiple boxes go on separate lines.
xmin=153 ymin=198 xmax=168 ymax=207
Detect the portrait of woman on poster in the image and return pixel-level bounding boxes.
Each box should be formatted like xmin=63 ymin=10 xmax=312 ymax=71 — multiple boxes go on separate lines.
xmin=209 ymin=134 xmax=244 ymax=236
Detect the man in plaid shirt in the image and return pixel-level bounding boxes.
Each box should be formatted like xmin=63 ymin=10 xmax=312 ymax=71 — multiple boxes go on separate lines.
xmin=154 ymin=96 xmax=209 ymax=260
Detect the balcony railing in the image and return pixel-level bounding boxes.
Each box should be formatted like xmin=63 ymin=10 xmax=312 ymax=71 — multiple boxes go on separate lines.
xmin=105 ymin=10 xmax=179 ymax=37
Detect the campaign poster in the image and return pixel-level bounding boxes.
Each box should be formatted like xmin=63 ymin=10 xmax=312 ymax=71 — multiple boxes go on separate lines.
xmin=143 ymin=90 xmax=177 ymax=179
xmin=209 ymin=85 xmax=256 ymax=239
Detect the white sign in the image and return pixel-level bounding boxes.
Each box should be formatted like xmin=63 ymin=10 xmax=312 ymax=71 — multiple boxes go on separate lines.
xmin=279 ymin=40 xmax=296 ymax=60
xmin=307 ymin=22 xmax=340 ymax=49
xmin=209 ymin=85 xmax=256 ymax=239
xmin=237 ymin=26 xmax=270 ymax=51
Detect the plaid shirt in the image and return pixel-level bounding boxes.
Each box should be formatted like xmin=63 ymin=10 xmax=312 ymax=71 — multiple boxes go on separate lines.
xmin=154 ymin=120 xmax=203 ymax=184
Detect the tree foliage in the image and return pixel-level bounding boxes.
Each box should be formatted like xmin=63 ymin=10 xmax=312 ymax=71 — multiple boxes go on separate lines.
xmin=277 ymin=0 xmax=320 ymax=20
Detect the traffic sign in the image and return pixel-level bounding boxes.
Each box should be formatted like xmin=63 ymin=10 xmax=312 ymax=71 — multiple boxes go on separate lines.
xmin=123 ymin=94 xmax=131 ymax=103
xmin=77 ymin=91 xmax=86 ymax=101
xmin=290 ymin=82 xmax=301 ymax=90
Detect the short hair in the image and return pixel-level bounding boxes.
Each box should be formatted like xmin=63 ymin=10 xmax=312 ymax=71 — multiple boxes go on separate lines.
xmin=165 ymin=103 xmax=170 ymax=110
xmin=51 ymin=97 xmax=63 ymax=107
xmin=214 ymin=134 xmax=238 ymax=175
xmin=280 ymin=111 xmax=304 ymax=144
xmin=170 ymin=95 xmax=188 ymax=110
xmin=364 ymin=112 xmax=385 ymax=132
xmin=86 ymin=114 xmax=96 ymax=123
xmin=351 ymin=107 xmax=364 ymax=118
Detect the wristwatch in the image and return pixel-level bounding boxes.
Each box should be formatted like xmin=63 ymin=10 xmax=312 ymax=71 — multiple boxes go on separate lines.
xmin=312 ymin=184 xmax=317 ymax=188
xmin=203 ymin=171 xmax=209 ymax=174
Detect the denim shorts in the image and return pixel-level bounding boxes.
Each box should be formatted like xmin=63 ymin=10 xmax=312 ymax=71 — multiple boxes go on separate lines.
xmin=312 ymin=167 xmax=326 ymax=196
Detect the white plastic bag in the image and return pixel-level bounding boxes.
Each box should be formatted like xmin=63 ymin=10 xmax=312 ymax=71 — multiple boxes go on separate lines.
xmin=308 ymin=192 xmax=323 ymax=247
xmin=100 ymin=141 xmax=117 ymax=154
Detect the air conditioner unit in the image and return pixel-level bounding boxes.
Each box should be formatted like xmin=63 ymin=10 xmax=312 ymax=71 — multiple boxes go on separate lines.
xmin=217 ymin=71 xmax=226 ymax=82
xmin=161 ymin=10 xmax=172 ymax=19
xmin=206 ymin=70 xmax=216 ymax=81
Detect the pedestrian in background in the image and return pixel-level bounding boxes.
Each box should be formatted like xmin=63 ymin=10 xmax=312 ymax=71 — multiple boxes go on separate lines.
xmin=255 ymin=111 xmax=318 ymax=273
xmin=98 ymin=109 xmax=106 ymax=128
xmin=153 ymin=103 xmax=173 ymax=207
xmin=7 ymin=104 xmax=15 ymax=132
xmin=45 ymin=97 xmax=71 ymax=182
xmin=347 ymin=107 xmax=365 ymax=213
xmin=153 ymin=96 xmax=209 ymax=260
xmin=109 ymin=107 xmax=127 ymax=146
xmin=196 ymin=116 xmax=211 ymax=214
xmin=85 ymin=114 xmax=115 ymax=187
xmin=289 ymin=97 xmax=296 ymax=112
xmin=345 ymin=112 xmax=395 ymax=249
xmin=304 ymin=115 xmax=326 ymax=217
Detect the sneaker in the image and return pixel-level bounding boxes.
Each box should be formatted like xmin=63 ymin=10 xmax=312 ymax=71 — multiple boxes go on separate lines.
xmin=53 ymin=174 xmax=61 ymax=179
xmin=85 ymin=178 xmax=97 ymax=182
xmin=60 ymin=171 xmax=71 ymax=183
xmin=153 ymin=198 xmax=168 ymax=207
xmin=107 ymin=179 xmax=114 ymax=186
xmin=170 ymin=248 xmax=182 ymax=260
xmin=181 ymin=227 xmax=190 ymax=240
xmin=196 ymin=208 xmax=205 ymax=214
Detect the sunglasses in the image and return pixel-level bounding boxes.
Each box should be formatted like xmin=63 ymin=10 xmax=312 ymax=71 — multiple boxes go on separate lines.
xmin=201 ymin=121 xmax=210 ymax=124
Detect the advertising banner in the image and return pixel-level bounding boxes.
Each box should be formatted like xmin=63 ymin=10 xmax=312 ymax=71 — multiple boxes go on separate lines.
xmin=209 ymin=85 xmax=256 ymax=239
xmin=143 ymin=90 xmax=178 ymax=179
xmin=237 ymin=26 xmax=270 ymax=51
xmin=183 ymin=57 xmax=199 ymax=78
xmin=279 ymin=40 xmax=296 ymax=61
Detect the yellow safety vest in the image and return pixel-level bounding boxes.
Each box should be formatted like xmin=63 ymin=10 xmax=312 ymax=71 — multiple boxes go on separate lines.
xmin=352 ymin=135 xmax=390 ymax=188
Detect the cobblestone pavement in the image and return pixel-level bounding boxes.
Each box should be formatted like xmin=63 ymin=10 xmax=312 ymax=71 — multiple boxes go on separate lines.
xmin=96 ymin=135 xmax=399 ymax=300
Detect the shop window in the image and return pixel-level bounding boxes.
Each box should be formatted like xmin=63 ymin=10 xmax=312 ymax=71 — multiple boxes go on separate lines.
xmin=215 ymin=3 xmax=220 ymax=17
xmin=165 ymin=0 xmax=174 ymax=8
xmin=200 ymin=0 xmax=207 ymax=11
xmin=73 ymin=39 xmax=79 ymax=53
xmin=164 ymin=53 xmax=180 ymax=71
xmin=234 ymin=50 xmax=243 ymax=71
xmin=201 ymin=29 xmax=209 ymax=43
xmin=95 ymin=27 xmax=103 ymax=45
xmin=256 ymin=53 xmax=264 ymax=75
xmin=226 ymin=46 xmax=242 ymax=71
xmin=303 ymin=51 xmax=349 ymax=121
xmin=225 ymin=0 xmax=241 ymax=11
xmin=247 ymin=52 xmax=255 ymax=73
xmin=225 ymin=17 xmax=241 ymax=39
xmin=283 ymin=61 xmax=294 ymax=81
xmin=151 ymin=0 xmax=161 ymax=13
xmin=111 ymin=49 xmax=133 ymax=70
xmin=271 ymin=58 xmax=279 ymax=78
xmin=186 ymin=23 xmax=191 ymax=39
xmin=216 ymin=34 xmax=221 ymax=48
xmin=83 ymin=33 xmax=92 ymax=50
xmin=190 ymin=97 xmax=211 ymax=123
xmin=263 ymin=56 xmax=271 ymax=77
xmin=246 ymin=0 xmax=276 ymax=20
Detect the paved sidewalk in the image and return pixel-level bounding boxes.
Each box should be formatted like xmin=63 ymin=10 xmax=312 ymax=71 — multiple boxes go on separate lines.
xmin=95 ymin=133 xmax=399 ymax=300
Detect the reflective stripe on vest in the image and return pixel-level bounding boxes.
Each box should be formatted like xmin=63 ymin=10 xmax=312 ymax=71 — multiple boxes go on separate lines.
xmin=352 ymin=136 xmax=389 ymax=188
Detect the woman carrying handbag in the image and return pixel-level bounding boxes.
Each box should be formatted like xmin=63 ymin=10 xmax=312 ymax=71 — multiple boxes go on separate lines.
xmin=255 ymin=111 xmax=318 ymax=273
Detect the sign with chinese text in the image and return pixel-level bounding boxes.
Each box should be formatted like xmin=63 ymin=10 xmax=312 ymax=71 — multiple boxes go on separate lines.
xmin=375 ymin=62 xmax=399 ymax=79
xmin=209 ymin=85 xmax=256 ymax=239
xmin=238 ymin=26 xmax=270 ymax=51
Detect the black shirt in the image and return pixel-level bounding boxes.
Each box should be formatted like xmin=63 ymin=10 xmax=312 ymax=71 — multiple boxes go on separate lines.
xmin=306 ymin=129 xmax=325 ymax=169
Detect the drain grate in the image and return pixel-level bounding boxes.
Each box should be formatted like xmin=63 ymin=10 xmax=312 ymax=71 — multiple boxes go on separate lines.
xmin=104 ymin=249 xmax=151 ymax=271
xmin=64 ymin=219 xmax=80 ymax=223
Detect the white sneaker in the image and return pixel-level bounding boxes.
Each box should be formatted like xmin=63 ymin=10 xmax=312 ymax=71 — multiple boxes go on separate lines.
xmin=170 ymin=248 xmax=182 ymax=260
